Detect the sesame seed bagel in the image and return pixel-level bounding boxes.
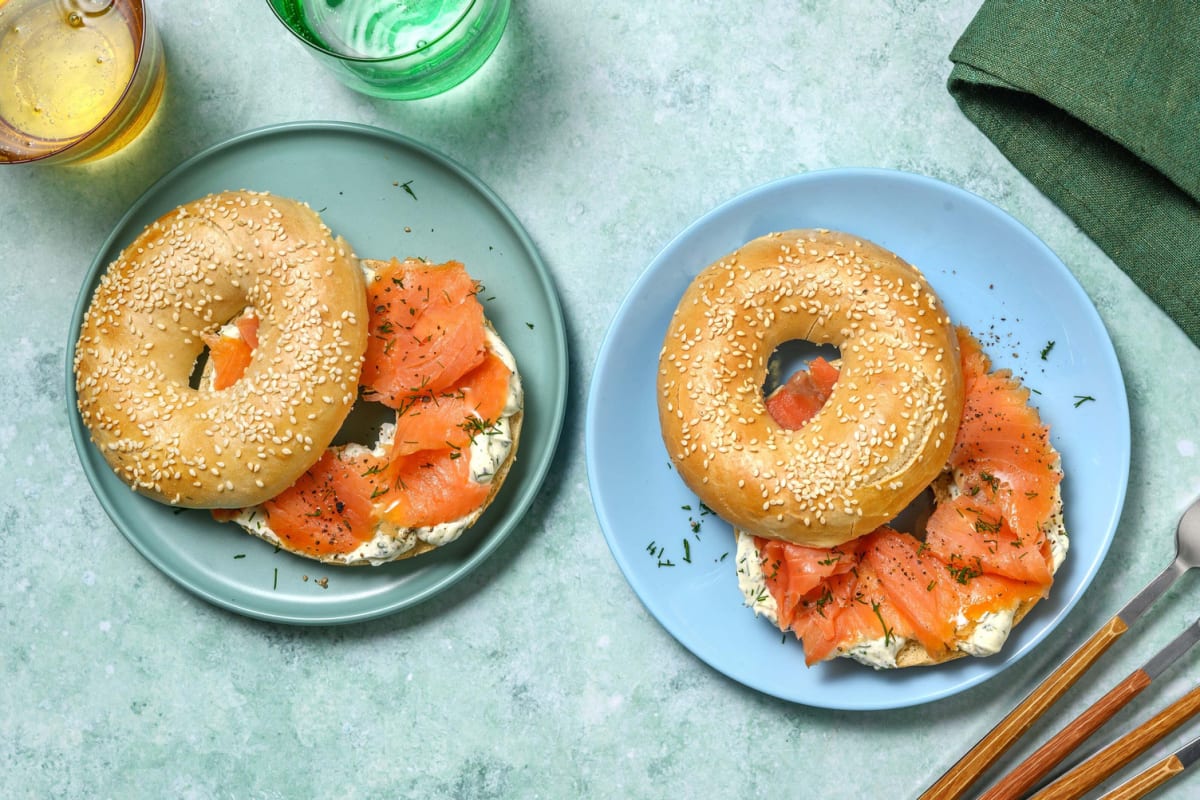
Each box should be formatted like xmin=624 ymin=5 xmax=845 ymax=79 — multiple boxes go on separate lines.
xmin=657 ymin=229 xmax=964 ymax=548
xmin=74 ymin=190 xmax=369 ymax=508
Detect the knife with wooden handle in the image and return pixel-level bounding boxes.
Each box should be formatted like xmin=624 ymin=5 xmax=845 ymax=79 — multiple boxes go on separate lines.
xmin=1030 ymin=683 xmax=1200 ymax=799
xmin=1097 ymin=734 xmax=1200 ymax=800
xmin=980 ymin=620 xmax=1200 ymax=800
xmin=919 ymin=557 xmax=1189 ymax=800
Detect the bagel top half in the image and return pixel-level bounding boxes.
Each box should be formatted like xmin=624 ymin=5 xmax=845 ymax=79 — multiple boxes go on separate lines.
xmin=657 ymin=229 xmax=964 ymax=548
xmin=74 ymin=190 xmax=368 ymax=509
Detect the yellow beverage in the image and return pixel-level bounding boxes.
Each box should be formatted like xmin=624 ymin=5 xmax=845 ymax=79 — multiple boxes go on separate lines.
xmin=0 ymin=0 xmax=164 ymax=164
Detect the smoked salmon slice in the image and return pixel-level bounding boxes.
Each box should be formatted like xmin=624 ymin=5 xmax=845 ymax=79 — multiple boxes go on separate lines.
xmin=360 ymin=258 xmax=488 ymax=409
xmin=381 ymin=447 xmax=491 ymax=529
xmin=764 ymin=356 xmax=839 ymax=429
xmin=260 ymin=448 xmax=388 ymax=558
xmin=787 ymin=550 xmax=913 ymax=666
xmin=749 ymin=331 xmax=1062 ymax=666
xmin=862 ymin=530 xmax=961 ymax=659
xmin=201 ymin=310 xmax=259 ymax=390
xmin=950 ymin=568 xmax=1048 ymax=624
xmin=390 ymin=350 xmax=513 ymax=457
xmin=756 ymin=537 xmax=858 ymax=630
xmin=923 ymin=494 xmax=1054 ymax=586
xmin=950 ymin=328 xmax=1060 ymax=534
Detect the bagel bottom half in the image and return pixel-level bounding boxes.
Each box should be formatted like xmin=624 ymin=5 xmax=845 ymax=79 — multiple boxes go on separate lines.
xmin=735 ymin=468 xmax=1066 ymax=669
xmin=213 ymin=258 xmax=524 ymax=566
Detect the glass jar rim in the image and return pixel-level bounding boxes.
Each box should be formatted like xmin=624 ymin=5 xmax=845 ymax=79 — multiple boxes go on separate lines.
xmin=0 ymin=0 xmax=154 ymax=164
xmin=265 ymin=0 xmax=481 ymax=64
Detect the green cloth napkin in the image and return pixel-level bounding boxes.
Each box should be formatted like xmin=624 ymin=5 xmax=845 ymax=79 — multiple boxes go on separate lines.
xmin=947 ymin=0 xmax=1200 ymax=349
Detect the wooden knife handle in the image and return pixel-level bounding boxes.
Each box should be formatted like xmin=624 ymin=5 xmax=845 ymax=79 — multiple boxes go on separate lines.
xmin=919 ymin=615 xmax=1129 ymax=800
xmin=1031 ymin=685 xmax=1200 ymax=800
xmin=979 ymin=669 xmax=1152 ymax=800
xmin=1097 ymin=755 xmax=1185 ymax=800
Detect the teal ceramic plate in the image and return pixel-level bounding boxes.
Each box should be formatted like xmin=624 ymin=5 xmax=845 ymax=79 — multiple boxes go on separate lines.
xmin=587 ymin=168 xmax=1129 ymax=708
xmin=67 ymin=121 xmax=567 ymax=625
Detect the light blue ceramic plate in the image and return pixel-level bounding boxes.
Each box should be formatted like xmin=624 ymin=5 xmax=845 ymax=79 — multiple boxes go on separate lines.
xmin=68 ymin=121 xmax=567 ymax=625
xmin=586 ymin=168 xmax=1130 ymax=709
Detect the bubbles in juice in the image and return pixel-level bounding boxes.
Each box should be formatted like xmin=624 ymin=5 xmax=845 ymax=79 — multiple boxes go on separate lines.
xmin=0 ymin=0 xmax=136 ymax=142
xmin=298 ymin=0 xmax=474 ymax=58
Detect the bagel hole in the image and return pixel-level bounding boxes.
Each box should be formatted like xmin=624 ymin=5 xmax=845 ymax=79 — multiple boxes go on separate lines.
xmin=188 ymin=347 xmax=211 ymax=390
xmin=333 ymin=397 xmax=394 ymax=448
xmin=764 ymin=339 xmax=841 ymax=395
xmin=763 ymin=340 xmax=841 ymax=415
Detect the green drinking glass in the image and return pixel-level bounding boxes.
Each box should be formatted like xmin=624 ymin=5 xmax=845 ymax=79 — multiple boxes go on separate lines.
xmin=266 ymin=0 xmax=510 ymax=100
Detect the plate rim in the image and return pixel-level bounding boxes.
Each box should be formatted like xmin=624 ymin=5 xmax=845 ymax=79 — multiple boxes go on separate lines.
xmin=585 ymin=166 xmax=1131 ymax=709
xmin=66 ymin=119 xmax=569 ymax=625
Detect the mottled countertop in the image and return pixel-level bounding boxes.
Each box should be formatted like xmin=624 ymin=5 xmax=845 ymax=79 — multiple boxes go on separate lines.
xmin=4 ymin=2 xmax=1200 ymax=798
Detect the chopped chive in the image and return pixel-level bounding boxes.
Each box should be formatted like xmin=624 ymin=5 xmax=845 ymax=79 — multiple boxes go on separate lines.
xmin=871 ymin=601 xmax=894 ymax=646
xmin=973 ymin=517 xmax=1002 ymax=534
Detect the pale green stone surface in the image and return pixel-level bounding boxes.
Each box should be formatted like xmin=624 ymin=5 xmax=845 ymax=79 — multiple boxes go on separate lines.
xmin=3 ymin=2 xmax=1199 ymax=798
